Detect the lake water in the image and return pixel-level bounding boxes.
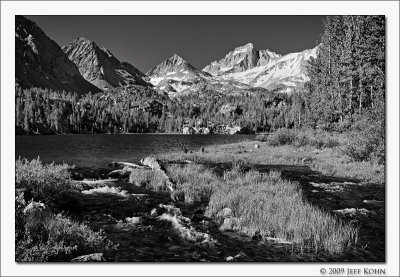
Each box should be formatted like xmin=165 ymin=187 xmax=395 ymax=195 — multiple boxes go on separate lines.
xmin=15 ymin=134 xmax=255 ymax=168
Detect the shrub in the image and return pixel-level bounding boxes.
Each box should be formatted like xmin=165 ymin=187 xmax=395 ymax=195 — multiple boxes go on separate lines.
xmin=16 ymin=213 xmax=117 ymax=262
xmin=293 ymin=129 xmax=341 ymax=149
xmin=255 ymin=133 xmax=269 ymax=142
xmin=342 ymin=123 xmax=384 ymax=165
xmin=15 ymin=158 xmax=76 ymax=211
xmin=258 ymin=128 xmax=341 ymax=149
xmin=267 ymin=128 xmax=297 ymax=146
xmin=206 ymin=170 xmax=358 ymax=254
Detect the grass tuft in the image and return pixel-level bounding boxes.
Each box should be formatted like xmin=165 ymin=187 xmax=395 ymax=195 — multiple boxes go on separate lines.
xmin=206 ymin=170 xmax=359 ymax=254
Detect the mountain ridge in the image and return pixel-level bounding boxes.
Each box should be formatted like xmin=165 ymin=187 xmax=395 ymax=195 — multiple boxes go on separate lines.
xmin=16 ymin=15 xmax=319 ymax=97
xmin=202 ymin=43 xmax=319 ymax=93
xmin=62 ymin=37 xmax=150 ymax=90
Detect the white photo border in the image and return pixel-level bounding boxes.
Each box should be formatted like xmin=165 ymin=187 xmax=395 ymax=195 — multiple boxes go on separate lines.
xmin=1 ymin=1 xmax=399 ymax=276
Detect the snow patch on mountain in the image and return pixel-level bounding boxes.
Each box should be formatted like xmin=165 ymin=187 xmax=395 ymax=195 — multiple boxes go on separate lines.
xmin=205 ymin=43 xmax=320 ymax=93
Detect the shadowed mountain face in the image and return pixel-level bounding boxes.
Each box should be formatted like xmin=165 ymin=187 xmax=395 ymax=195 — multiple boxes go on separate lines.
xmin=62 ymin=37 xmax=150 ymax=90
xmin=15 ymin=16 xmax=101 ymax=95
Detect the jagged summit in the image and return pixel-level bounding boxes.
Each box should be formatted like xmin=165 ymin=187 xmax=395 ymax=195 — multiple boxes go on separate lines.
xmin=166 ymin=53 xmax=191 ymax=67
xmin=146 ymin=53 xmax=198 ymax=77
xmin=63 ymin=37 xmax=149 ymax=90
xmin=15 ymin=16 xmax=101 ymax=95
xmin=146 ymin=53 xmax=211 ymax=97
xmin=233 ymin=42 xmax=254 ymax=52
xmin=202 ymin=43 xmax=282 ymax=76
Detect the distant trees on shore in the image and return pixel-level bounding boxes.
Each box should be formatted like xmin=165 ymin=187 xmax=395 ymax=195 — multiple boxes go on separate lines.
xmin=15 ymin=85 xmax=291 ymax=135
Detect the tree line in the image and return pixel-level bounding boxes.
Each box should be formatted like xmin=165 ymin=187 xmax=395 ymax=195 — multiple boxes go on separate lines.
xmin=15 ymin=84 xmax=293 ymax=134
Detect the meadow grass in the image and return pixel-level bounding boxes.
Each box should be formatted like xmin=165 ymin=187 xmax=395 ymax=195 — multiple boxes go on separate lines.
xmin=157 ymin=139 xmax=384 ymax=184
xmin=138 ymin=156 xmax=359 ymax=254
xmin=129 ymin=163 xmax=221 ymax=202
xmin=167 ymin=163 xmax=221 ymax=203
xmin=206 ymin=170 xmax=358 ymax=254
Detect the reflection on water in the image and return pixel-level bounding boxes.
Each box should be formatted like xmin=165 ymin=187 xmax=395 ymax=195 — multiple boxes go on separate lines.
xmin=15 ymin=134 xmax=255 ymax=168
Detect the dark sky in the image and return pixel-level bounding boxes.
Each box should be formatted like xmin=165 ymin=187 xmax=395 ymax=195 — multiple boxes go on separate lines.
xmin=26 ymin=15 xmax=325 ymax=73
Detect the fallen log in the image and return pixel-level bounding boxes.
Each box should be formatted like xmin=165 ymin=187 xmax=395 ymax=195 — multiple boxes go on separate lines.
xmin=108 ymin=166 xmax=136 ymax=177
xmin=109 ymin=161 xmax=148 ymax=169
xmin=73 ymin=178 xmax=118 ymax=185
xmin=140 ymin=157 xmax=175 ymax=192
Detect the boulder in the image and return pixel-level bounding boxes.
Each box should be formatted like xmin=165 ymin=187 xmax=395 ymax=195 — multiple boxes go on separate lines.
xmin=219 ymin=217 xmax=240 ymax=231
xmin=225 ymin=125 xmax=242 ymax=135
xmin=254 ymin=144 xmax=260 ymax=149
xmin=150 ymin=208 xmax=158 ymax=217
xmin=23 ymin=201 xmax=53 ymax=227
xmin=182 ymin=126 xmax=194 ymax=134
xmin=125 ymin=216 xmax=142 ymax=225
xmin=71 ymin=253 xmax=105 ymax=262
xmin=217 ymin=207 xmax=233 ymax=219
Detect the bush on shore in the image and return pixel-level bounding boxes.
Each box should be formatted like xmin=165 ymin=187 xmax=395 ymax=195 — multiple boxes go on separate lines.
xmin=257 ymin=126 xmax=384 ymax=166
xmin=341 ymin=116 xmax=385 ymax=165
xmin=15 ymin=158 xmax=117 ymax=262
xmin=15 ymin=157 xmax=77 ymax=211
xmin=256 ymin=128 xmax=341 ymax=149
xmin=15 ymin=208 xmax=117 ymax=262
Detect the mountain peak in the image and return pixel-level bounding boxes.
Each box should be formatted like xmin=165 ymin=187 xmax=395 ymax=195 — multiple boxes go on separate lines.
xmin=231 ymin=42 xmax=254 ymax=54
xmin=74 ymin=37 xmax=95 ymax=46
xmin=242 ymin=42 xmax=254 ymax=49
xmin=63 ymin=37 xmax=149 ymax=90
xmin=147 ymin=53 xmax=196 ymax=76
xmin=167 ymin=53 xmax=188 ymax=65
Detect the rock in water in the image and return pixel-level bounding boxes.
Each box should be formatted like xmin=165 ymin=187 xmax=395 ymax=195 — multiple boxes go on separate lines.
xmin=125 ymin=217 xmax=142 ymax=225
xmin=71 ymin=253 xmax=104 ymax=262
